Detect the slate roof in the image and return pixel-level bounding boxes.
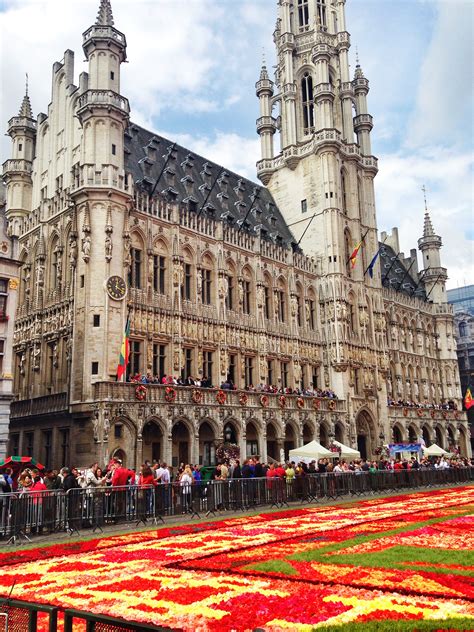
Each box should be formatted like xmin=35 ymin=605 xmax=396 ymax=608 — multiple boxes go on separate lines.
xmin=379 ymin=243 xmax=426 ymax=300
xmin=124 ymin=122 xmax=428 ymax=301
xmin=124 ymin=123 xmax=299 ymax=250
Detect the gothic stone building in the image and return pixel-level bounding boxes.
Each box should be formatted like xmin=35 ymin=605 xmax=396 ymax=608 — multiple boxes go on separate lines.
xmin=3 ymin=0 xmax=470 ymax=469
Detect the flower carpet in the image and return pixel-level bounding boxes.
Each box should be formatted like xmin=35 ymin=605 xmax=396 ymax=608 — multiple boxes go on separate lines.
xmin=0 ymin=486 xmax=473 ymax=631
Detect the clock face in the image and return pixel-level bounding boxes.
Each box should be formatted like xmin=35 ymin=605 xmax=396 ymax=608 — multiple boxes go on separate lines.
xmin=106 ymin=275 xmax=127 ymax=300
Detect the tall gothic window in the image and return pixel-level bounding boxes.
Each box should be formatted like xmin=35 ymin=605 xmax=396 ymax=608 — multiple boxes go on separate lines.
xmin=153 ymin=255 xmax=166 ymax=294
xmin=129 ymin=248 xmax=142 ymax=289
xmin=297 ymin=0 xmax=309 ymax=30
xmin=341 ymin=170 xmax=348 ymax=214
xmin=302 ymin=73 xmax=314 ymax=134
xmin=317 ymin=0 xmax=327 ymax=28
xmin=226 ymin=273 xmax=234 ymax=310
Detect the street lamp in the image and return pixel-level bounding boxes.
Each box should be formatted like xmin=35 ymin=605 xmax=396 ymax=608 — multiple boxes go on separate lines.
xmin=224 ymin=425 xmax=232 ymax=443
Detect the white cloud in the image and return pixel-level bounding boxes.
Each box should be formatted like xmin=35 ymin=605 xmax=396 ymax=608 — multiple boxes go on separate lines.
xmin=157 ymin=129 xmax=260 ymax=181
xmin=406 ymin=1 xmax=474 ymax=148
xmin=375 ymin=148 xmax=474 ymax=288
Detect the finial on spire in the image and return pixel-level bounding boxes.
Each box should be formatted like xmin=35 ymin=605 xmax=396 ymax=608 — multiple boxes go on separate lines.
xmin=421 ymin=184 xmax=428 ymax=212
xmin=96 ymin=0 xmax=114 ymax=27
xmin=355 ymin=46 xmax=360 ymax=66
xmin=262 ymin=47 xmax=266 ymax=69
xmin=19 ymin=78 xmax=33 ymax=119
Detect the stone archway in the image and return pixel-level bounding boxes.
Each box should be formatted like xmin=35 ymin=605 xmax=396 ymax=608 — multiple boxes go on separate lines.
xmin=302 ymin=422 xmax=314 ymax=444
xmin=199 ymin=421 xmax=216 ymax=466
xmin=284 ymin=423 xmax=296 ymax=460
xmin=172 ymin=421 xmax=191 ymax=468
xmin=458 ymin=426 xmax=468 ymax=457
xmin=392 ymin=424 xmax=404 ymax=444
xmin=407 ymin=425 xmax=418 ymax=443
xmin=334 ymin=422 xmax=344 ymax=444
xmin=435 ymin=426 xmax=444 ymax=449
xmin=142 ymin=420 xmax=164 ymax=464
xmin=266 ymin=423 xmax=279 ymax=461
xmin=447 ymin=426 xmax=456 ymax=452
xmin=355 ymin=410 xmax=376 ymax=460
xmin=246 ymin=421 xmax=260 ymax=458
xmin=111 ymin=448 xmax=126 ymax=467
xmin=422 ymin=426 xmax=431 ymax=447
xmin=319 ymin=423 xmax=329 ymax=448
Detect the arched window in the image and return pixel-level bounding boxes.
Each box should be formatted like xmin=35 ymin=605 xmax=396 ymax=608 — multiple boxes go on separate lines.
xmin=317 ymin=0 xmax=327 ymax=28
xmin=341 ymin=169 xmax=348 ymax=214
xmin=344 ymin=229 xmax=353 ymax=277
xmin=297 ymin=0 xmax=309 ymax=30
xmin=348 ymin=292 xmax=357 ymax=334
xmin=276 ymin=278 xmax=287 ymax=323
xmin=50 ymin=236 xmax=59 ymax=292
xmin=226 ymin=260 xmax=236 ymax=311
xmin=263 ymin=273 xmax=272 ymax=320
xmin=295 ymin=283 xmax=303 ymax=327
xmin=129 ymin=233 xmax=144 ymax=289
xmin=307 ymin=287 xmax=316 ymax=330
xmin=459 ymin=321 xmax=467 ymax=337
xmin=302 ymin=73 xmax=314 ymax=134
xmin=200 ymin=253 xmax=214 ymax=305
xmin=242 ymin=266 xmax=253 ymax=315
xmin=153 ymin=239 xmax=168 ymax=295
xmin=181 ymin=247 xmax=194 ymax=301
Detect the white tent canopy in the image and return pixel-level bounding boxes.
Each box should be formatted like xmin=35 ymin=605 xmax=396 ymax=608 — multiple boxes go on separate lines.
xmin=422 ymin=443 xmax=449 ymax=456
xmin=289 ymin=440 xmax=336 ymax=464
xmin=332 ymin=440 xmax=360 ymax=460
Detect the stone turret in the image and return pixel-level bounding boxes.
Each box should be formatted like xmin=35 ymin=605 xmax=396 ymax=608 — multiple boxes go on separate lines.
xmin=2 ymin=85 xmax=37 ymax=238
xmin=418 ymin=210 xmax=448 ymax=304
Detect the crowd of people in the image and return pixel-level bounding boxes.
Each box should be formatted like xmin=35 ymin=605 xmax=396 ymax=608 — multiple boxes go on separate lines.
xmin=387 ymin=397 xmax=458 ymax=410
xmin=1 ymin=452 xmax=472 ymax=497
xmin=128 ymin=372 xmax=338 ymax=399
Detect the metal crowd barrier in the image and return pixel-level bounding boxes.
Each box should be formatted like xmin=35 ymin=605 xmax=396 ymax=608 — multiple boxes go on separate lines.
xmin=0 ymin=467 xmax=473 ymax=543
xmin=0 ymin=598 xmax=58 ymax=632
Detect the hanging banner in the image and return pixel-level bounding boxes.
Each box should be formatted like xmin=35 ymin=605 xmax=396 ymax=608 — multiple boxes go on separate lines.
xmin=388 ymin=443 xmax=422 ymax=454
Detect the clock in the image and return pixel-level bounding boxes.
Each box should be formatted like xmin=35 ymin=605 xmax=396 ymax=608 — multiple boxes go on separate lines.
xmin=106 ymin=275 xmax=127 ymax=300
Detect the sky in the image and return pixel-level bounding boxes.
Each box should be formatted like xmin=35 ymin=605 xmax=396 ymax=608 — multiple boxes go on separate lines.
xmin=1 ymin=0 xmax=472 ymax=288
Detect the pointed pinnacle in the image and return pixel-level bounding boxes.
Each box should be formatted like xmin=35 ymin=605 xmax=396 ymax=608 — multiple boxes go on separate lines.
xmin=423 ymin=212 xmax=435 ymax=238
xmin=96 ymin=0 xmax=114 ymax=26
xmin=19 ymin=93 xmax=33 ymax=119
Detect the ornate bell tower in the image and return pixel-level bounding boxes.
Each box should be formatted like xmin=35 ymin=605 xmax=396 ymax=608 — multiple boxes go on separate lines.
xmin=256 ymin=0 xmax=390 ymax=449
xmin=70 ymin=0 xmax=132 ymax=403
xmin=256 ymin=0 xmax=379 ymax=278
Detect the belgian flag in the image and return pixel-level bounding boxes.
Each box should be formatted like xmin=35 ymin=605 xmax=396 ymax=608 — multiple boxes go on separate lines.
xmin=116 ymin=316 xmax=130 ymax=381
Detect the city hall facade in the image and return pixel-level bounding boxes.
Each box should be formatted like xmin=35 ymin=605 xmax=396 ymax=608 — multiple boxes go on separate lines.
xmin=3 ymin=0 xmax=470 ymax=469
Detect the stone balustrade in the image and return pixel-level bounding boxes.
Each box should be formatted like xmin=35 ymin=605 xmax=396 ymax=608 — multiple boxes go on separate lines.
xmin=388 ymin=404 xmax=466 ymax=424
xmin=93 ymin=382 xmax=346 ymax=414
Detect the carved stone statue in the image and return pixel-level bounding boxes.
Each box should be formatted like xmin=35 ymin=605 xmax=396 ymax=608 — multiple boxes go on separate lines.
xmin=82 ymin=235 xmax=91 ymax=262
xmin=69 ymin=239 xmax=78 ymax=267
xmin=19 ymin=352 xmax=25 ymax=376
xmin=105 ymin=235 xmax=113 ymax=262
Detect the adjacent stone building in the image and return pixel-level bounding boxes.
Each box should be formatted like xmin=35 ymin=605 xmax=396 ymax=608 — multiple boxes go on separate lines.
xmin=3 ymin=0 xmax=470 ymax=469
xmin=448 ymin=285 xmax=474 ymax=453
xmin=0 ymin=184 xmax=21 ymax=459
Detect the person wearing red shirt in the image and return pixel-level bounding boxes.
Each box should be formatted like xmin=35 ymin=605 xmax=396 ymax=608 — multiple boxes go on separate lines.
xmin=111 ymin=461 xmax=133 ymax=521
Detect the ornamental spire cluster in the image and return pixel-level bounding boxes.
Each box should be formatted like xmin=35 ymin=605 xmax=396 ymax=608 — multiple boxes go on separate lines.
xmin=96 ymin=0 xmax=114 ymax=26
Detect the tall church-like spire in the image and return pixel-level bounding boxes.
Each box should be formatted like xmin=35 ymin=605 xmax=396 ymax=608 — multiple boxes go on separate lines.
xmin=96 ymin=0 xmax=114 ymax=27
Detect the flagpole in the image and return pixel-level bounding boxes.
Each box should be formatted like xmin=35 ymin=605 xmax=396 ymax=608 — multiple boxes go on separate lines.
xmin=425 ymin=273 xmax=444 ymax=301
xmin=396 ymin=259 xmax=416 ymax=291
xmin=346 ymin=229 xmax=369 ymax=266
xmin=149 ymin=142 xmax=177 ymax=199
xmin=364 ymin=236 xmax=388 ymax=277
xmin=381 ymin=251 xmax=401 ymax=285
xmin=410 ymin=266 xmax=431 ymax=296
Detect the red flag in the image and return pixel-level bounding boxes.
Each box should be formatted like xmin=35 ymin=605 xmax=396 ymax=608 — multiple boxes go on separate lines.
xmin=464 ymin=388 xmax=474 ymax=410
